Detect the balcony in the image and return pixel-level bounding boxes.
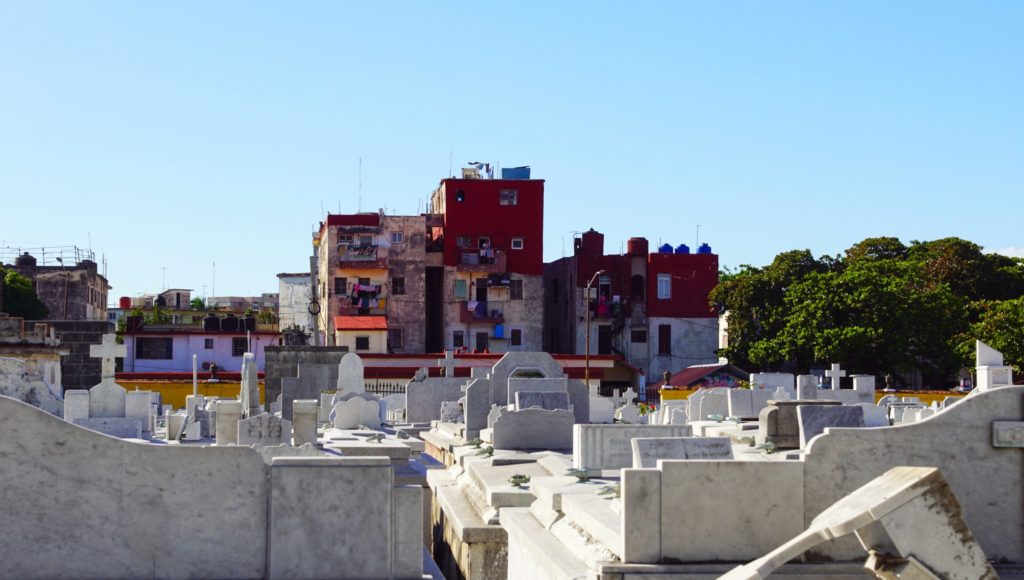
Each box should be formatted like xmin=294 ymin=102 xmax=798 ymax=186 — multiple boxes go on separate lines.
xmin=338 ymin=244 xmax=387 ymax=269
xmin=460 ymin=301 xmax=504 ymax=325
xmin=456 ymin=249 xmax=507 ymax=273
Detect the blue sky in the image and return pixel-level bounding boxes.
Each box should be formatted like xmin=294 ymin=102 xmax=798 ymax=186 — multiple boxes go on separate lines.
xmin=2 ymin=1 xmax=1021 ymax=299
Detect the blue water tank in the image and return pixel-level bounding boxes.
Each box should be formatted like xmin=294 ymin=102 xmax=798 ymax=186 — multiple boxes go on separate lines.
xmin=698 ymin=243 xmax=712 ymax=254
xmin=658 ymin=243 xmax=673 ymax=254
xmin=675 ymin=244 xmax=690 ymax=254
xmin=494 ymin=324 xmax=505 ymax=339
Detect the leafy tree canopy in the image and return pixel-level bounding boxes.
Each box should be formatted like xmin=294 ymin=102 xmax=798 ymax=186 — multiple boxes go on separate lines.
xmin=1 ymin=268 xmax=49 ymax=320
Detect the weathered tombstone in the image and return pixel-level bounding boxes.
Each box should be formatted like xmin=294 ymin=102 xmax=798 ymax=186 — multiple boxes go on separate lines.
xmin=631 ymin=436 xmax=733 ymax=468
xmin=514 ymin=391 xmax=570 ymax=411
xmin=669 ymin=407 xmax=688 ymax=425
xmin=292 ymin=399 xmax=318 ymax=446
xmin=63 ymin=390 xmax=90 ymax=424
xmin=87 ymin=334 xmax=128 ymax=419
xmin=439 ymin=401 xmax=463 ymax=423
xmin=238 ymin=412 xmax=293 ymax=446
xmin=771 ymin=387 xmax=791 ymax=402
xmin=490 ymin=408 xmax=574 ymax=450
xmin=336 ymin=353 xmax=366 ymax=395
xmin=617 ymin=402 xmax=640 ymax=424
xmin=239 ymin=352 xmax=260 ymax=417
xmin=698 ymin=391 xmax=728 ymax=420
xmin=125 ymin=391 xmax=153 ymax=434
xmin=269 ymin=394 xmax=283 ymax=415
xmin=852 ymin=374 xmax=875 ymax=398
xmin=332 ymin=397 xmax=381 ymax=429
xmin=566 ymin=379 xmax=590 ymax=425
xmin=573 ymin=424 xmax=693 ymax=471
xmin=280 ymin=363 xmax=333 ymax=421
xmin=720 ymin=467 xmax=996 ymax=580
xmin=589 ymin=397 xmax=614 ymax=423
xmin=797 ymin=405 xmax=865 ymax=448
xmin=825 ymin=363 xmax=846 ymax=391
xmin=856 ymin=403 xmax=889 ymax=427
xmin=73 ymin=417 xmax=143 ymax=439
xmin=757 ymin=400 xmax=841 ymax=449
xmin=976 ymin=340 xmax=1013 ymax=391
xmin=727 ymin=389 xmax=773 ymax=419
xmin=215 ymin=400 xmax=242 ymax=445
xmin=318 ymin=393 xmax=334 ymax=422
xmin=796 ymin=375 xmax=817 ymax=401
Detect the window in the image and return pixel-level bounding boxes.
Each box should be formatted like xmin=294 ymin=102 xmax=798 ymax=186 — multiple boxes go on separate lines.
xmin=388 ymin=328 xmax=403 ymax=351
xmin=392 ymin=277 xmax=405 ymax=295
xmin=657 ymin=273 xmax=671 ymax=299
xmin=631 ymin=329 xmax=648 ymax=343
xmin=355 ymin=336 xmax=370 ymax=351
xmin=391 ymin=231 xmax=404 ymax=244
xmin=476 ymin=332 xmax=489 ymax=352
xmin=499 ymin=189 xmax=518 ymax=205
xmin=338 ymin=234 xmax=353 ymax=246
xmin=452 ymin=330 xmax=465 ymax=348
xmin=334 ymin=277 xmax=348 ymax=296
xmin=136 ymin=337 xmax=172 ymax=360
xmin=358 ymin=277 xmax=370 ymax=286
xmin=510 ymin=279 xmax=523 ymax=300
xmin=658 ymin=324 xmax=671 ymax=355
xmin=357 ymin=234 xmax=373 ymax=247
xmin=232 ymin=337 xmax=247 ymax=357
xmin=511 ymin=328 xmax=522 ymax=347
xmin=478 ymin=236 xmax=491 ymax=249
xmin=511 ymin=237 xmax=524 ymax=250
xmin=204 ymin=338 xmax=214 ymax=349
xmin=453 ymin=279 xmax=468 ymax=300
xmin=599 ymin=275 xmax=611 ymax=299
xmin=455 ymin=189 xmax=465 ymax=202
xmin=456 ymin=236 xmax=473 ymax=248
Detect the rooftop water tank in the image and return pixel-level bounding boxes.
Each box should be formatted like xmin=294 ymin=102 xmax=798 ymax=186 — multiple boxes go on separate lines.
xmin=203 ymin=315 xmax=220 ymax=332
xmin=698 ymin=243 xmax=713 ymax=254
xmin=119 ymin=296 xmax=131 ymax=309
xmin=15 ymin=252 xmax=36 ymax=267
xmin=626 ymin=237 xmax=649 ymax=257
xmin=221 ymin=314 xmax=239 ymax=332
xmin=658 ymin=243 xmax=673 ymax=254
xmin=579 ymin=229 xmax=604 ymax=257
xmin=675 ymin=244 xmax=690 ymax=254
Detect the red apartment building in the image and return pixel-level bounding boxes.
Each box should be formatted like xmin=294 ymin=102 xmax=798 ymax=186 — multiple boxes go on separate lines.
xmin=543 ymin=229 xmax=719 ymax=381
xmin=312 ymin=168 xmax=545 ymax=354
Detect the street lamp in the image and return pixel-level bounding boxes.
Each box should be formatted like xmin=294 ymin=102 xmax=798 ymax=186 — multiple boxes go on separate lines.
xmin=584 ymin=269 xmax=607 ymax=390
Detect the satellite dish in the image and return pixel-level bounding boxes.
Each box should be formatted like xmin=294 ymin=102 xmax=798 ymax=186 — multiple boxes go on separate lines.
xmin=307 ymin=301 xmax=321 ymax=315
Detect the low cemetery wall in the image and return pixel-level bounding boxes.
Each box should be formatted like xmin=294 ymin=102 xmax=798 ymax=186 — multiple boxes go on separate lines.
xmin=0 ymin=395 xmax=422 ymax=579
xmin=109 ymin=378 xmax=265 ymax=409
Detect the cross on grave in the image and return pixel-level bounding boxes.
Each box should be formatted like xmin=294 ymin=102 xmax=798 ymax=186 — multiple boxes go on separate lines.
xmin=825 ymin=363 xmax=846 ymax=391
xmin=90 ymin=334 xmax=127 ymax=379
xmin=437 ymin=351 xmax=458 ymax=378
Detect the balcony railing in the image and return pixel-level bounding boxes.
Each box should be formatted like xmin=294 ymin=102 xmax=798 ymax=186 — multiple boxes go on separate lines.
xmin=456 ymin=250 xmax=507 ymax=273
xmin=338 ymin=244 xmax=387 ymax=268
xmin=459 ymin=301 xmax=504 ymax=324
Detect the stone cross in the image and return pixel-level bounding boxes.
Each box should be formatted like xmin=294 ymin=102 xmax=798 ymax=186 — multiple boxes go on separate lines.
xmin=825 ymin=363 xmax=846 ymax=391
xmin=437 ymin=351 xmax=458 ymax=378
xmin=90 ymin=334 xmax=126 ymax=380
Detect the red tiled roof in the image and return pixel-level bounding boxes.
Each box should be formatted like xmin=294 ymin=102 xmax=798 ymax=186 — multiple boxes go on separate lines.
xmin=665 ymin=363 xmax=749 ymax=387
xmin=334 ymin=316 xmax=388 ymax=331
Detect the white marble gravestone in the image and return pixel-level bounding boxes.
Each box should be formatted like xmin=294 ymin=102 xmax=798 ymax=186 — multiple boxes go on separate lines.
xmin=239 ymin=352 xmax=260 ymax=417
xmin=589 ymin=397 xmax=615 ymax=423
xmin=237 ymin=412 xmax=292 ymax=446
xmin=336 ymin=353 xmax=366 ymax=395
xmin=292 ymin=400 xmax=318 ymax=446
xmin=215 ymin=400 xmax=242 ymax=445
xmin=332 ymin=397 xmax=381 ymax=429
xmin=631 ymin=436 xmax=733 ymax=468
xmin=797 ymin=405 xmax=864 ymax=447
xmin=88 ymin=335 xmax=128 ymax=418
xmin=795 ymin=375 xmax=818 ymax=400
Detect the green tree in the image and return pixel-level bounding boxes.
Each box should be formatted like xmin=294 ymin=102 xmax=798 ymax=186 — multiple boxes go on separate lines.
xmin=190 ymin=297 xmax=205 ymax=310
xmin=144 ymin=306 xmax=171 ymax=325
xmin=256 ymin=308 xmax=277 ymax=324
xmin=1 ymin=268 xmax=49 ymax=320
xmin=958 ymin=297 xmax=1024 ymax=375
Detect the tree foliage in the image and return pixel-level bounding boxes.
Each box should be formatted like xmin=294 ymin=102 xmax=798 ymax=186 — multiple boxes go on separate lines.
xmin=1 ymin=268 xmax=49 ymax=320
xmin=713 ymin=237 xmax=1024 ymax=386
xmin=190 ymin=297 xmax=205 ymax=310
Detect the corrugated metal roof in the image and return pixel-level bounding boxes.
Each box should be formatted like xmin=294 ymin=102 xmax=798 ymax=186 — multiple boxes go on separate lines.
xmin=334 ymin=316 xmax=388 ymax=330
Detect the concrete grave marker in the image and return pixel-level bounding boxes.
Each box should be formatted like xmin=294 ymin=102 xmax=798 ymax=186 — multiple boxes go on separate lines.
xmin=514 ymin=391 xmax=570 ymax=411
xmin=215 ymin=400 xmax=241 ymax=445
xmin=336 ymin=353 xmax=366 ymax=395
xmin=825 ymin=363 xmax=846 ymax=391
xmin=332 ymin=397 xmax=381 ymax=429
xmin=631 ymin=436 xmax=734 ymax=468
xmin=237 ymin=412 xmax=292 ymax=446
xmin=796 ymin=375 xmax=818 ymax=400
xmin=292 ymin=399 xmax=318 ymax=446
xmin=239 ymin=353 xmax=260 ymax=417
xmin=573 ymin=424 xmax=693 ymax=471
xmin=490 ymin=408 xmax=574 ymax=450
xmin=797 ymin=405 xmax=864 ymax=447
xmin=589 ymin=397 xmax=614 ymax=423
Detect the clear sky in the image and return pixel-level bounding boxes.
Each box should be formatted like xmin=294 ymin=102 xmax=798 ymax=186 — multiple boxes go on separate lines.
xmin=2 ymin=1 xmax=1021 ymax=300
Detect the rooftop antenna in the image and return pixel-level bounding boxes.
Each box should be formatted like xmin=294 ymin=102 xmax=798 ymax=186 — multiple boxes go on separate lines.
xmin=358 ymin=157 xmax=363 ymax=213
xmin=212 ymin=261 xmax=216 ymax=301
xmin=449 ymin=151 xmax=453 ymax=178
xmin=696 ymin=225 xmax=701 ymax=249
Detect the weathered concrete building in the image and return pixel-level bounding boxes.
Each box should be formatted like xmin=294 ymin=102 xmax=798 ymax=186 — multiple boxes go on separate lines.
xmin=276 ymin=273 xmax=315 ymax=334
xmin=4 ymin=251 xmax=111 ymax=322
xmin=311 ymin=170 xmax=546 ymax=355
xmin=543 ymin=229 xmax=720 ymax=380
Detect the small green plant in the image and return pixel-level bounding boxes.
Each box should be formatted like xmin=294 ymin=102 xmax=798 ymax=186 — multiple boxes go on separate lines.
xmin=463 ymin=437 xmax=483 ymax=448
xmin=565 ymin=468 xmax=591 ymax=483
xmin=756 ymin=441 xmax=778 ymax=455
xmin=365 ymin=433 xmax=384 ymax=443
xmin=708 ymin=414 xmax=724 ymax=423
xmin=597 ymin=482 xmax=621 ymax=499
xmin=476 ymin=445 xmax=494 ymax=457
xmin=508 ymin=474 xmax=531 ymax=488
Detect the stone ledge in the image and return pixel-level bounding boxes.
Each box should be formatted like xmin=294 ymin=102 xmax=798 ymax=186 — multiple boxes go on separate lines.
xmin=434 ymin=484 xmax=506 ymax=544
